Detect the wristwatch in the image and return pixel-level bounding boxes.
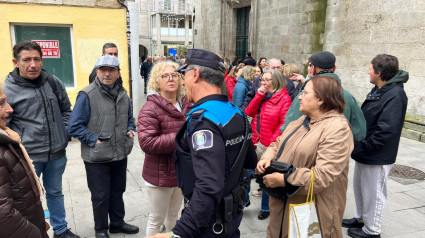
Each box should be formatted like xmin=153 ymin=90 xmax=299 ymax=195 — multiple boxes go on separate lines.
xmin=169 ymin=231 xmax=181 ymax=238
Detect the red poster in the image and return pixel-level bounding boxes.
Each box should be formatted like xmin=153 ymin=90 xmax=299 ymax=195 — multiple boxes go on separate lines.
xmin=33 ymin=40 xmax=60 ymax=58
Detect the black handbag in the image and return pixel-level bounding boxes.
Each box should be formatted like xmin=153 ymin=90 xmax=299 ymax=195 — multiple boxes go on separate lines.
xmin=255 ymin=160 xmax=294 ymax=200
xmin=255 ymin=120 xmax=305 ymax=200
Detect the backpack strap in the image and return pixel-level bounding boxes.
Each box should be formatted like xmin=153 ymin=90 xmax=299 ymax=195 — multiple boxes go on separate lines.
xmin=46 ymin=75 xmax=59 ymax=101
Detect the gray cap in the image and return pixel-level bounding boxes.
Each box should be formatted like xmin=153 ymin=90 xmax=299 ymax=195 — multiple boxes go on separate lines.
xmin=95 ymin=55 xmax=120 ymax=69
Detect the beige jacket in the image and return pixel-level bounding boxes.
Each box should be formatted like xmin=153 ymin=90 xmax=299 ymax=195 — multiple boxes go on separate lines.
xmin=263 ymin=110 xmax=354 ymax=238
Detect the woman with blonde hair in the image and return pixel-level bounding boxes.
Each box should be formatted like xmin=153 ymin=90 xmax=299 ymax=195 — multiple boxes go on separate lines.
xmin=232 ymin=65 xmax=255 ymax=107
xmin=138 ymin=61 xmax=189 ymax=236
xmin=283 ymin=64 xmax=302 ymax=101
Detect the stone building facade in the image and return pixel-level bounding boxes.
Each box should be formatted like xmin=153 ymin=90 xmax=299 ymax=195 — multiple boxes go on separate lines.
xmin=0 ymin=0 xmax=131 ymax=104
xmin=136 ymin=0 xmax=194 ymax=58
xmin=193 ymin=0 xmax=425 ymax=138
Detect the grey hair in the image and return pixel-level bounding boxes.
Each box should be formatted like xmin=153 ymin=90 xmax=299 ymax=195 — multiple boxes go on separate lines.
xmin=190 ymin=62 xmax=226 ymax=87
xmin=263 ymin=69 xmax=287 ymax=91
xmin=269 ymin=58 xmax=282 ymax=65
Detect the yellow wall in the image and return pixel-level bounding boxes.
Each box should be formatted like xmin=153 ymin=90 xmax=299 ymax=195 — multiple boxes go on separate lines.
xmin=0 ymin=3 xmax=129 ymax=105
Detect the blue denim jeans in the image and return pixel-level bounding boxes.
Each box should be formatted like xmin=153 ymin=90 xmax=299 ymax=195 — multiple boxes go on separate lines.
xmin=34 ymin=155 xmax=68 ymax=235
xmin=261 ymin=192 xmax=269 ymax=212
xmin=244 ymin=169 xmax=255 ymax=206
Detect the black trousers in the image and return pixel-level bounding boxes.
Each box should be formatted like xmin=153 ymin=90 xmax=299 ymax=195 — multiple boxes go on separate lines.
xmin=84 ymin=159 xmax=127 ymax=232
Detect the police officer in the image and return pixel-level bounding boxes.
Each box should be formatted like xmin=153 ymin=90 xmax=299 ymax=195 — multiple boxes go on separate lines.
xmin=147 ymin=49 xmax=257 ymax=238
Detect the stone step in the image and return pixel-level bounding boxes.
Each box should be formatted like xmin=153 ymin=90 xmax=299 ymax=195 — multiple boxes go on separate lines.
xmin=402 ymin=120 xmax=425 ymax=143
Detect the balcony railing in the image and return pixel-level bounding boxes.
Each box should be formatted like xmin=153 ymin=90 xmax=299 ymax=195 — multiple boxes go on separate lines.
xmin=152 ymin=28 xmax=192 ymax=37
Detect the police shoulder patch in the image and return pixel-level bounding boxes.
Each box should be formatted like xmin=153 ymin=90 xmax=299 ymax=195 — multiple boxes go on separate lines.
xmin=191 ymin=130 xmax=213 ymax=151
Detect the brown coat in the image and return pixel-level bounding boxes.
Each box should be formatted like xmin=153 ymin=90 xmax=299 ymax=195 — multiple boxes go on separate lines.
xmin=262 ymin=111 xmax=354 ymax=238
xmin=0 ymin=133 xmax=48 ymax=238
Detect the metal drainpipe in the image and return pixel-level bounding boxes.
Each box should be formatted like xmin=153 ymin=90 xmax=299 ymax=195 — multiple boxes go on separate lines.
xmin=117 ymin=0 xmax=133 ymax=100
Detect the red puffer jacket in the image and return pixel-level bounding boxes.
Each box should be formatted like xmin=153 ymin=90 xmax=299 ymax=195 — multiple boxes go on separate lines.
xmin=245 ymin=89 xmax=292 ymax=147
xmin=138 ymin=94 xmax=189 ymax=187
xmin=225 ymin=75 xmax=238 ymax=102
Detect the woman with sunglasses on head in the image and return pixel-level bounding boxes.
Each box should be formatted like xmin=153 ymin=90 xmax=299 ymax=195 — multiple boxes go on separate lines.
xmin=245 ymin=69 xmax=292 ymax=220
xmin=138 ymin=61 xmax=189 ymax=236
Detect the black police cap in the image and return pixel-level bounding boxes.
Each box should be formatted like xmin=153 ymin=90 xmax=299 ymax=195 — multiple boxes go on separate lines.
xmin=176 ymin=49 xmax=224 ymax=73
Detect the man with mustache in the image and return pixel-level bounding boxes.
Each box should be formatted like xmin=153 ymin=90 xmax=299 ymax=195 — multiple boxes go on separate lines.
xmin=4 ymin=40 xmax=78 ymax=238
xmin=68 ymin=55 xmax=138 ymax=238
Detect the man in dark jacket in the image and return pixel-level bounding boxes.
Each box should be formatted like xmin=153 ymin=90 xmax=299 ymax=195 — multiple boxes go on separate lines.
xmin=243 ymin=51 xmax=256 ymax=66
xmin=146 ymin=49 xmax=257 ymax=238
xmin=343 ymin=55 xmax=408 ymax=238
xmin=279 ymin=51 xmax=366 ymax=143
xmin=68 ymin=55 xmax=138 ymax=238
xmin=88 ymin=43 xmax=123 ymax=85
xmin=4 ymin=41 xmax=79 ymax=238
xmin=140 ymin=56 xmax=153 ymax=94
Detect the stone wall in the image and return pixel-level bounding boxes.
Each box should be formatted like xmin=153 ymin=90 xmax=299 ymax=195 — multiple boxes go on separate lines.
xmin=136 ymin=0 xmax=151 ymax=55
xmin=194 ymin=0 xmax=425 ymax=120
xmin=193 ymin=0 xmax=222 ymax=53
xmin=0 ymin=0 xmax=129 ymax=8
xmin=254 ymin=0 xmax=326 ymax=67
xmin=194 ymin=0 xmax=326 ymax=71
xmin=325 ymin=0 xmax=425 ymax=119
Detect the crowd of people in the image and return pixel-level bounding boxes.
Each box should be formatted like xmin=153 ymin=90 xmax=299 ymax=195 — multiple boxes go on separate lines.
xmin=0 ymin=40 xmax=408 ymax=238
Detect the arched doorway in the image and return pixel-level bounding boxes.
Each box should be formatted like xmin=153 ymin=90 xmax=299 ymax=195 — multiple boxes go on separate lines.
xmin=139 ymin=44 xmax=148 ymax=62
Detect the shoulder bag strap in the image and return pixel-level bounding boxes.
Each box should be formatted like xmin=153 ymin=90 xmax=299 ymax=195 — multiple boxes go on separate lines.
xmin=275 ymin=117 xmax=310 ymax=160
xmin=256 ymin=103 xmax=262 ymax=134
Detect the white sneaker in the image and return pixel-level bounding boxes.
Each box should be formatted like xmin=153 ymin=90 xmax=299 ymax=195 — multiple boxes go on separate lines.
xmin=251 ymin=189 xmax=262 ymax=197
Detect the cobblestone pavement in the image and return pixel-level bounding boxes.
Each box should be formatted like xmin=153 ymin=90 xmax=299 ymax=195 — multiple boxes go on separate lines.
xmin=45 ymin=137 xmax=425 ymax=238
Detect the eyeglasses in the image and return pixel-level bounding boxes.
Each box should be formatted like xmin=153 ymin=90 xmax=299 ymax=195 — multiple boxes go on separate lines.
xmin=301 ymin=90 xmax=315 ymax=97
xmin=98 ymin=67 xmax=118 ymax=73
xmin=107 ymin=53 xmax=118 ymax=57
xmin=260 ymin=77 xmax=272 ymax=82
xmin=161 ymin=74 xmax=180 ymax=81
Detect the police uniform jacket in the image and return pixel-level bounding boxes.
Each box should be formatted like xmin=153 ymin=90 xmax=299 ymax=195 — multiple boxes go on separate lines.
xmin=172 ymin=94 xmax=257 ymax=237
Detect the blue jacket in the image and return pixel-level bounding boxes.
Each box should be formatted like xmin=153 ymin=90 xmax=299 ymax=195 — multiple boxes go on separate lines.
xmin=232 ymin=76 xmax=252 ymax=107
